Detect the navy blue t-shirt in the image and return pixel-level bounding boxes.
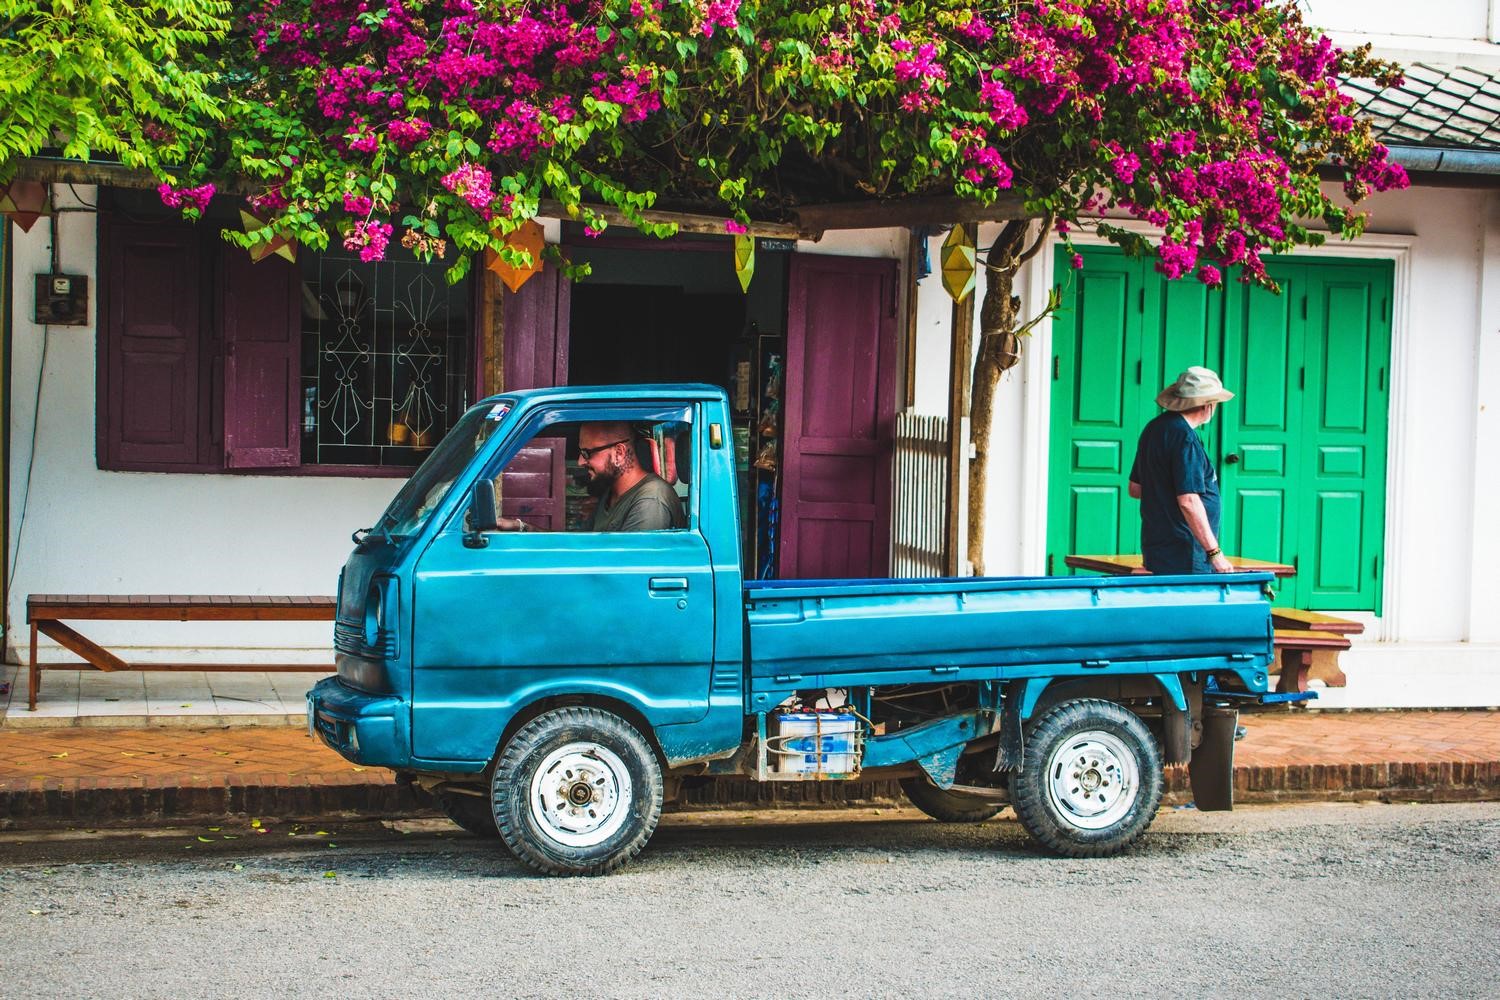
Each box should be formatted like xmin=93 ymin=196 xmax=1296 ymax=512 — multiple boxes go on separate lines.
xmin=1129 ymin=411 xmax=1220 ymax=574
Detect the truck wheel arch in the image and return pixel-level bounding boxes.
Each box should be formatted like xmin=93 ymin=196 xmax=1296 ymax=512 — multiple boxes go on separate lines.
xmin=493 ymin=694 xmax=668 ymax=772
xmin=1019 ymin=674 xmax=1188 ymax=723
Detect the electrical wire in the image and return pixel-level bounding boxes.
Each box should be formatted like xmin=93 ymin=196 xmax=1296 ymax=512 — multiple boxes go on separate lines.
xmin=8 ymin=203 xmax=57 ymax=586
xmin=65 ymin=184 xmax=98 ymax=211
xmin=8 ymin=322 xmax=48 ymax=587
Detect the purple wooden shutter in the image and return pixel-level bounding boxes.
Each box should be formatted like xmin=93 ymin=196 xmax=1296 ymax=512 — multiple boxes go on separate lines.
xmin=100 ymin=220 xmax=205 ymax=469
xmin=222 ymin=249 xmax=301 ymax=468
xmin=781 ymin=254 xmax=899 ymax=579
xmin=500 ymin=266 xmax=570 ymax=530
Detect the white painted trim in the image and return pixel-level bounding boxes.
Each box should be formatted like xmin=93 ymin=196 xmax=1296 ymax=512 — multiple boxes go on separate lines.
xmin=1019 ymin=252 xmax=1054 ymax=575
xmin=1469 ymin=193 xmax=1500 ymax=642
xmin=1487 ymin=0 xmax=1500 ymax=45
xmin=1029 ymin=225 xmax=1412 ymax=639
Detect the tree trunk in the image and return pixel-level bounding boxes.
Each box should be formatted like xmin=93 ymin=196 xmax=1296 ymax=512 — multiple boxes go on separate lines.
xmin=965 ymin=221 xmax=1029 ymax=577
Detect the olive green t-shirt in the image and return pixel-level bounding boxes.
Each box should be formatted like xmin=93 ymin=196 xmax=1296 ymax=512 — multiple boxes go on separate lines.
xmin=590 ymin=474 xmax=687 ymax=532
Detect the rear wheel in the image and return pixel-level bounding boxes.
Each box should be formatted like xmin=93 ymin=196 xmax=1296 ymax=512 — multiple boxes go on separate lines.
xmin=1011 ymin=699 xmax=1163 ymax=857
xmin=900 ymin=763 xmax=1007 ymax=823
xmin=492 ymin=706 xmax=663 ymax=876
xmin=437 ymin=789 xmax=499 ymax=838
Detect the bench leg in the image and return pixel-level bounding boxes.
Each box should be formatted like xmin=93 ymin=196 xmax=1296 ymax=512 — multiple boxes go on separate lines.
xmin=28 ymin=621 xmax=39 ymax=711
xmin=1275 ymin=649 xmax=1313 ymax=694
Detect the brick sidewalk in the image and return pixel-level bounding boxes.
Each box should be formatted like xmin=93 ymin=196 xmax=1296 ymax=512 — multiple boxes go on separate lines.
xmin=2 ymin=710 xmax=1497 ymax=825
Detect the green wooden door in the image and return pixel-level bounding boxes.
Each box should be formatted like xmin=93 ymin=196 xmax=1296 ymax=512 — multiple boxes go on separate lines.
xmin=1048 ymin=248 xmax=1391 ymax=612
xmin=1217 ymin=258 xmax=1308 ymax=568
xmin=1302 ymin=261 xmax=1391 ymax=611
xmin=1045 ymin=249 xmax=1146 ymax=572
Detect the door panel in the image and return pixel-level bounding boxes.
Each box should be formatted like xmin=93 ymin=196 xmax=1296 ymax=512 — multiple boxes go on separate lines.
xmin=500 ymin=267 xmax=570 ymax=528
xmin=1219 ymin=263 xmax=1305 ymax=570
xmin=782 ymin=255 xmax=897 ymax=579
xmin=1314 ymin=492 xmax=1364 ymax=590
xmin=1047 ymin=250 xmax=1144 ymax=572
xmin=1297 ymin=264 xmax=1391 ymax=610
xmin=1233 ymin=490 xmax=1287 ymax=563
xmin=411 ymin=528 xmax=715 ymax=762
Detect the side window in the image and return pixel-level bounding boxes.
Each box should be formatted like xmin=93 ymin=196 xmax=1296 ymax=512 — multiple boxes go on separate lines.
xmin=496 ymin=417 xmax=694 ymax=533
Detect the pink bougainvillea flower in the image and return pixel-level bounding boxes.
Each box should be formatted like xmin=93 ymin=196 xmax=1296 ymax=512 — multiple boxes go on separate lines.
xmin=344 ymin=220 xmax=394 ymax=263
xmin=440 ymin=163 xmax=497 ymax=218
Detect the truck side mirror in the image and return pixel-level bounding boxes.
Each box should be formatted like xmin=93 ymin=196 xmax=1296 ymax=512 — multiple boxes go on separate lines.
xmin=464 ymin=479 xmax=499 ymax=548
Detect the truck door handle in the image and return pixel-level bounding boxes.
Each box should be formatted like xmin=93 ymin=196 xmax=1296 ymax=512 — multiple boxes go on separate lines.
xmin=648 ymin=577 xmax=689 ymax=593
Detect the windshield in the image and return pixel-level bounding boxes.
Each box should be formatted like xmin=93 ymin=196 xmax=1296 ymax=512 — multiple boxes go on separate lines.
xmin=377 ymin=400 xmax=511 ymax=537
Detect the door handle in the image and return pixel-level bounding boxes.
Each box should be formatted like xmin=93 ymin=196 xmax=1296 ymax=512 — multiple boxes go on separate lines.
xmin=648 ymin=577 xmax=689 ymax=593
xmin=1224 ymin=453 xmax=1240 ymax=465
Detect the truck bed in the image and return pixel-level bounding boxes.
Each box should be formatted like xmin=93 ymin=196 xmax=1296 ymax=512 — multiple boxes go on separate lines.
xmin=744 ymin=573 xmax=1274 ymax=691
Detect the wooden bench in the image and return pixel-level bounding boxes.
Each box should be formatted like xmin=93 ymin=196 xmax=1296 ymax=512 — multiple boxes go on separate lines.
xmin=1270 ymin=607 xmax=1365 ymax=694
xmin=25 ymin=594 xmax=337 ymax=712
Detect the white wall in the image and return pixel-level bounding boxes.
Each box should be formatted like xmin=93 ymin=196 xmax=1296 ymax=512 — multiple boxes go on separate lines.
xmin=1304 ymin=0 xmax=1488 ymax=41
xmin=6 ymin=187 xmax=400 ymax=662
xmin=1305 ymin=0 xmax=1500 ymax=67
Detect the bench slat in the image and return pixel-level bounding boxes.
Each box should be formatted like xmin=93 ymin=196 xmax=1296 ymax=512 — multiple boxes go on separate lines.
xmin=1273 ymin=628 xmax=1352 ymax=650
xmin=1271 ymin=607 xmax=1364 ymax=635
xmin=27 ymin=594 xmax=336 ymax=622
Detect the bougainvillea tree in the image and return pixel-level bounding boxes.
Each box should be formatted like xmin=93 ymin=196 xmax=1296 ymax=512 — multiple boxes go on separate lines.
xmin=5 ymin=1 xmax=1408 ymax=571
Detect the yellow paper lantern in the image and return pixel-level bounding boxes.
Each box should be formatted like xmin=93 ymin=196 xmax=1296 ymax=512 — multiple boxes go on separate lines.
xmin=733 ymin=234 xmax=755 ymax=293
xmin=940 ymin=225 xmax=976 ymax=303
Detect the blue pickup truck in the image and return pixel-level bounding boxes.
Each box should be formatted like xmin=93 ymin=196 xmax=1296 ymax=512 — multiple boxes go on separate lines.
xmin=309 ymin=384 xmax=1293 ymax=875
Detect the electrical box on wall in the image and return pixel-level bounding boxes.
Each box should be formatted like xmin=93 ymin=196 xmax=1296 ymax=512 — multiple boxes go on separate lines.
xmin=34 ymin=273 xmax=89 ymax=326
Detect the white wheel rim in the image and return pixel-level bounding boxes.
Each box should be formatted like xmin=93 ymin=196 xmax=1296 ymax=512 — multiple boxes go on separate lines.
xmin=529 ymin=742 xmax=633 ymax=849
xmin=1044 ymin=730 xmax=1140 ymax=831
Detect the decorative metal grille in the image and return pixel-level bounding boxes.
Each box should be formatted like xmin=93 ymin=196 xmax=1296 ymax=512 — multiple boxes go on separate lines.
xmin=299 ymin=249 xmax=471 ymax=467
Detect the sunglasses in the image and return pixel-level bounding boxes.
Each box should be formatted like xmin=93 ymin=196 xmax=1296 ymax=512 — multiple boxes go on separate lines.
xmin=577 ymin=438 xmax=630 ymax=460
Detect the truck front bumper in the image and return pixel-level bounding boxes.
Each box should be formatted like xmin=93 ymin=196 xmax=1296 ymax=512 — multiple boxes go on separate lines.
xmin=307 ymin=676 xmax=409 ymax=768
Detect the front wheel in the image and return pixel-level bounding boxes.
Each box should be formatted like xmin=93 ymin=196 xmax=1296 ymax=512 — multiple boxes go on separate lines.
xmin=1010 ymin=699 xmax=1163 ymax=857
xmin=491 ymin=706 xmax=664 ymax=876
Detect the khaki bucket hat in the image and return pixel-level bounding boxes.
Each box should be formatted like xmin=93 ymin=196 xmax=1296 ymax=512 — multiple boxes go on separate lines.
xmin=1156 ymin=366 xmax=1235 ymax=411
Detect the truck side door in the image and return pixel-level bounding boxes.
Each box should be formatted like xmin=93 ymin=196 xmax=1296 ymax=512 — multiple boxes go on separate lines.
xmin=408 ymin=415 xmax=715 ymax=764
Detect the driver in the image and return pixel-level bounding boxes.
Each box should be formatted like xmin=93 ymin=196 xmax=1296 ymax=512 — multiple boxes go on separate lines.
xmin=499 ymin=422 xmax=684 ymax=532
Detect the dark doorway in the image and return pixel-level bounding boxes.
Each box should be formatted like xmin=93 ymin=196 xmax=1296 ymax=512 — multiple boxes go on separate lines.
xmin=569 ymin=283 xmax=746 ymax=387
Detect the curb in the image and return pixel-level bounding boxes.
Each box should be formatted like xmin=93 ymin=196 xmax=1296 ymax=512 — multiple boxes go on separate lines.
xmin=4 ymin=760 xmax=1498 ymax=829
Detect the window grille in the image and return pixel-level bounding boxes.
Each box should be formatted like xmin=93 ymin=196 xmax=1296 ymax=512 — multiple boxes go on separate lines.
xmin=300 ymin=250 xmax=472 ymax=467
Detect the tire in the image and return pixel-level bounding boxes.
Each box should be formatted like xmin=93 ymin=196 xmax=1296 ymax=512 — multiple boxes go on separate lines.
xmin=1011 ymin=699 xmax=1164 ymax=858
xmin=437 ymin=789 xmax=500 ymax=838
xmin=900 ymin=777 xmax=1006 ymax=823
xmin=491 ymin=706 xmax=664 ymax=876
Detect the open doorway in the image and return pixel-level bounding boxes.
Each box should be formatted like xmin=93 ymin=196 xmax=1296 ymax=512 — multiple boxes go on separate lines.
xmin=565 ymin=237 xmax=790 ymax=571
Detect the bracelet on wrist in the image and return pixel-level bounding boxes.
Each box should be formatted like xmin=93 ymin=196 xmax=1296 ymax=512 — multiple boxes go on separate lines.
xmin=1204 ymin=547 xmax=1221 ymax=558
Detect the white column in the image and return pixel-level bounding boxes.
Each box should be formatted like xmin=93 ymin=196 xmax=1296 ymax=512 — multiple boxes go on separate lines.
xmin=1468 ymin=192 xmax=1500 ymax=641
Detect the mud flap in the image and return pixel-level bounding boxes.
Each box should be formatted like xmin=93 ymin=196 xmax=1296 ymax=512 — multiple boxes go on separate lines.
xmin=1187 ymin=705 xmax=1237 ymax=812
xmin=994 ymin=682 xmax=1025 ymax=772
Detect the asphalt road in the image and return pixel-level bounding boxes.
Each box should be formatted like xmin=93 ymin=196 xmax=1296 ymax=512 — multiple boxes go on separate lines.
xmin=2 ymin=802 xmax=1498 ymax=999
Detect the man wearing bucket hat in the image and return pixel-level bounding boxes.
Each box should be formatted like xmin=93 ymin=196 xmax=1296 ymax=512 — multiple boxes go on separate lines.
xmin=1128 ymin=366 xmax=1236 ymax=574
